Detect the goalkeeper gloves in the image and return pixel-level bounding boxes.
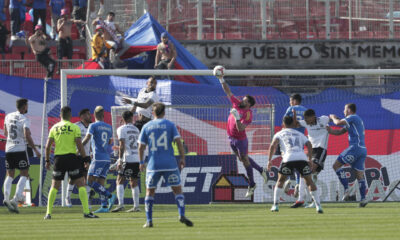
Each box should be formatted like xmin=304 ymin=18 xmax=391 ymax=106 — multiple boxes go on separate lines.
xmin=230 ymin=108 xmax=240 ymax=120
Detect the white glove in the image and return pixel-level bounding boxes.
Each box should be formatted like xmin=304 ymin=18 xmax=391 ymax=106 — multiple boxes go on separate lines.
xmin=218 ymin=77 xmax=225 ymax=84
xmin=230 ymin=108 xmax=240 ymax=120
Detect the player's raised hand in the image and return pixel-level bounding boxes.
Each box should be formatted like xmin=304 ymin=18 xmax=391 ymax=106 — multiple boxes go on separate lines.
xmin=122 ymin=97 xmax=132 ymax=104
xmin=329 ymin=114 xmax=337 ymax=120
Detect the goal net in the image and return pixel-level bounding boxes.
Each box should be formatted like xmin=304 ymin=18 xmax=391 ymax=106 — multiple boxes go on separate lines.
xmin=37 ymin=69 xmax=400 ymax=206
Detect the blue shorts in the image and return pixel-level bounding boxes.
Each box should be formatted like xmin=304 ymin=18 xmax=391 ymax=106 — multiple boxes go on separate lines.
xmin=88 ymin=160 xmax=110 ymax=179
xmin=145 ymin=169 xmax=181 ymax=189
xmin=337 ymin=145 xmax=367 ymax=171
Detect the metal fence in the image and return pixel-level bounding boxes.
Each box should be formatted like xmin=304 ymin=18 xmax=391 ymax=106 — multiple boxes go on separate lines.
xmin=0 ymin=60 xmax=86 ymax=79
xmin=110 ymin=0 xmax=400 ymax=41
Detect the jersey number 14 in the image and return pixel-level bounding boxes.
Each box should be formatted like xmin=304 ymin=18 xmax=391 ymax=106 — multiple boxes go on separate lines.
xmin=149 ymin=131 xmax=168 ymax=151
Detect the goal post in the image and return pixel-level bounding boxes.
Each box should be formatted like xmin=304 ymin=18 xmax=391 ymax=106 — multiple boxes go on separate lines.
xmin=36 ymin=68 xmax=400 ymax=206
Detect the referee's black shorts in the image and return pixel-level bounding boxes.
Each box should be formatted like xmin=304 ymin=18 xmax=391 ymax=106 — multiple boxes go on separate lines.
xmin=53 ymin=154 xmax=84 ymax=181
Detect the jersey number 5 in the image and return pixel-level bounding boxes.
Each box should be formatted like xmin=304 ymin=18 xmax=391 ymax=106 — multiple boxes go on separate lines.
xmin=149 ymin=131 xmax=168 ymax=151
xmin=9 ymin=124 xmax=18 ymax=140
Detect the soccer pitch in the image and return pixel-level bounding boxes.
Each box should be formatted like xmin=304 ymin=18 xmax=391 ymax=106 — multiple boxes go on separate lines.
xmin=0 ymin=203 xmax=398 ymax=240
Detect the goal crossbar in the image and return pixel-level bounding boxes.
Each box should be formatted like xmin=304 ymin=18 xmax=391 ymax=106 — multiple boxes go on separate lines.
xmin=61 ymin=68 xmax=400 ymax=107
xmin=61 ymin=68 xmax=400 ymax=78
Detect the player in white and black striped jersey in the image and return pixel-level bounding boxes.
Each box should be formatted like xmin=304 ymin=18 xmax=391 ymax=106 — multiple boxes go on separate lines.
xmin=111 ymin=111 xmax=142 ymax=213
xmin=3 ymin=98 xmax=41 ymax=213
xmin=122 ymin=76 xmax=159 ymax=131
xmin=65 ymin=108 xmax=93 ymax=207
xmin=291 ymin=109 xmax=330 ymax=208
xmin=267 ymin=115 xmax=323 ymax=213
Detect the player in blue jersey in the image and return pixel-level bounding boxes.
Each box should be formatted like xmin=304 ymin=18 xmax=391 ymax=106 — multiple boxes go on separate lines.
xmin=328 ymin=103 xmax=368 ymax=207
xmin=82 ymin=106 xmax=117 ymax=213
xmin=282 ymin=94 xmax=308 ymax=205
xmin=138 ymin=102 xmax=193 ymax=228
xmin=284 ymin=93 xmax=307 ymax=134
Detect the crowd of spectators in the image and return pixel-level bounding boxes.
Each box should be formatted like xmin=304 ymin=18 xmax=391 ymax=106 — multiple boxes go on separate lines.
xmin=0 ymin=1 xmax=177 ymax=76
xmin=0 ymin=0 xmax=104 ymax=54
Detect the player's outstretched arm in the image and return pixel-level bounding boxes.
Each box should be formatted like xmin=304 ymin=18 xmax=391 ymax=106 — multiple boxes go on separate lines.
xmin=175 ymin=137 xmax=186 ymax=169
xmin=217 ymin=76 xmax=233 ymax=98
xmin=133 ymin=99 xmax=154 ymax=109
xmin=326 ymin=126 xmax=347 ymax=135
xmin=329 ymin=114 xmax=347 ymax=126
xmin=122 ymin=97 xmax=133 ymax=104
xmin=267 ymin=138 xmax=279 ymax=171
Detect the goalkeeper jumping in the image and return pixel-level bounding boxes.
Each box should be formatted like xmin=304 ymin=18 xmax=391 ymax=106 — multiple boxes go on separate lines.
xmin=216 ymin=75 xmax=268 ymax=198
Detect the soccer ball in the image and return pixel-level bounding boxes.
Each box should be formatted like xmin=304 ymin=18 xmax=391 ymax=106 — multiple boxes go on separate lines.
xmin=213 ymin=65 xmax=225 ymax=77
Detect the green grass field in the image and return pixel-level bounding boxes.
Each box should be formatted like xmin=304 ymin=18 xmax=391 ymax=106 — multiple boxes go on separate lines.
xmin=0 ymin=202 xmax=399 ymax=240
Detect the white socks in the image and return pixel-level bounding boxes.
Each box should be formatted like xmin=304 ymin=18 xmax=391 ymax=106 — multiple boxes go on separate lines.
xmin=298 ymin=177 xmax=307 ymax=202
xmin=3 ymin=176 xmax=13 ymax=202
xmin=14 ymin=176 xmax=27 ymax=202
xmin=310 ymin=190 xmax=320 ymax=205
xmin=66 ymin=183 xmax=74 ymax=200
xmin=273 ymin=186 xmax=283 ymax=205
xmin=86 ymin=185 xmax=91 ymax=198
xmin=117 ymin=184 xmax=124 ymax=206
xmin=133 ymin=186 xmax=140 ymax=208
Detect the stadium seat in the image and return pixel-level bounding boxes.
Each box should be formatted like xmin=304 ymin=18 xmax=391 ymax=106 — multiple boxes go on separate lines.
xmin=172 ymin=32 xmax=187 ymax=40
xmin=224 ymin=32 xmax=243 ymax=40
xmin=24 ymin=54 xmax=36 ymax=60
xmin=204 ymin=33 xmax=223 ymax=40
xmin=243 ymin=32 xmax=261 ymax=40
xmin=267 ymin=32 xmax=281 ymax=40
xmin=202 ymin=7 xmax=215 ymax=18
xmin=187 ymin=32 xmax=199 ymax=40
xmin=216 ymin=7 xmax=236 ymax=18
xmin=355 ymin=31 xmax=374 ymax=39
xmin=292 ymin=7 xmax=307 ymax=18
xmin=299 ymin=32 xmax=317 ymax=40
xmin=280 ymin=32 xmax=298 ymax=40
xmin=337 ymin=31 xmax=350 ymax=39
xmin=374 ymin=31 xmax=389 ymax=39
